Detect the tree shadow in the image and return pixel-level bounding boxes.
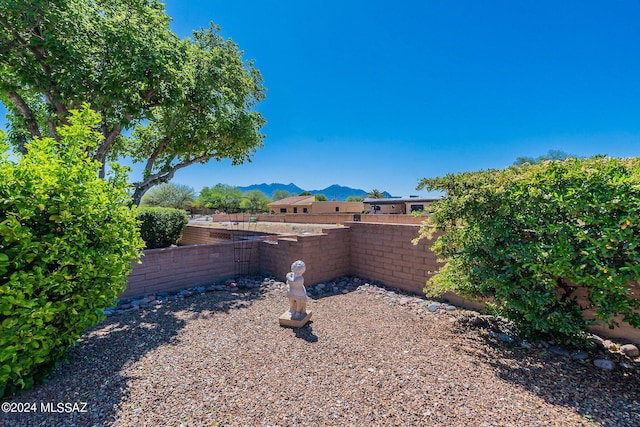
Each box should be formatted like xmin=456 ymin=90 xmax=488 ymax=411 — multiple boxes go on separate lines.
xmin=2 ymin=288 xmax=266 ymax=427
xmin=453 ymin=323 xmax=640 ymax=427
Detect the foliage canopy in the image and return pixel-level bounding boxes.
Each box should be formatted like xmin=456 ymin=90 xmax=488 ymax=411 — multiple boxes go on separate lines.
xmin=198 ymin=184 xmax=243 ymax=212
xmin=240 ymin=189 xmax=271 ymax=212
xmin=140 ymin=183 xmax=196 ymax=209
xmin=416 ymin=157 xmax=640 ymax=343
xmin=0 ymin=0 xmax=266 ymax=204
xmin=272 ymin=190 xmax=296 ymax=201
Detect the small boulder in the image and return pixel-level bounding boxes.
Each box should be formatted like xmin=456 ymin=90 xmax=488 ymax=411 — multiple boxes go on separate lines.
xmin=571 ymin=350 xmax=589 ymax=361
xmin=549 ymin=346 xmax=571 ymax=357
xmin=594 ymin=359 xmax=615 ymax=370
xmin=620 ymin=344 xmax=639 ymax=358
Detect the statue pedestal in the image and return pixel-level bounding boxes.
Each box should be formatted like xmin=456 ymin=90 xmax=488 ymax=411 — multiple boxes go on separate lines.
xmin=279 ymin=310 xmax=312 ymax=328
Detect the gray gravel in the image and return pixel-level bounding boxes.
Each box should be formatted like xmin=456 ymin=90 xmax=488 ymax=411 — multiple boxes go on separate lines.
xmin=2 ymin=279 xmax=639 ymax=427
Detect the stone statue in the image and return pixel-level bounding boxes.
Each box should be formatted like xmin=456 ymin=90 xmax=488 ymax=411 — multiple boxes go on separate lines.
xmin=279 ymin=260 xmax=312 ymax=327
xmin=286 ymin=260 xmax=307 ymax=319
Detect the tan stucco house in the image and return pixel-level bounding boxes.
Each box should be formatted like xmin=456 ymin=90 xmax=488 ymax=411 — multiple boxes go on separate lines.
xmin=364 ymin=196 xmax=441 ymax=214
xmin=268 ymin=196 xmax=364 ymax=214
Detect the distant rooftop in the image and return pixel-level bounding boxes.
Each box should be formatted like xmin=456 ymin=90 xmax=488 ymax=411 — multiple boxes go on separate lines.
xmin=267 ymin=195 xmax=315 ymax=206
xmin=363 ymin=196 xmax=442 ymax=204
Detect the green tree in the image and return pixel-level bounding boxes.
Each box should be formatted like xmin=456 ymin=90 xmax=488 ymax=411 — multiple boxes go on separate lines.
xmin=346 ymin=196 xmax=364 ymax=202
xmin=272 ymin=190 xmax=296 ymax=201
xmin=241 ymin=189 xmax=271 ymax=212
xmin=0 ymin=106 xmax=143 ymax=397
xmin=314 ymin=194 xmax=328 ymax=201
xmin=513 ymin=149 xmax=577 ymax=166
xmin=140 ymin=183 xmax=196 ymax=209
xmin=298 ymin=191 xmax=312 ymax=196
xmin=199 ymin=184 xmax=242 ymax=212
xmin=415 ymin=157 xmax=640 ymax=343
xmin=366 ymin=189 xmax=386 ymax=199
xmin=0 ymin=0 xmax=266 ymax=205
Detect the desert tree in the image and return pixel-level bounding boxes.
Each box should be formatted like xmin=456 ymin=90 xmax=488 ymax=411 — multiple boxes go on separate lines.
xmin=0 ymin=0 xmax=266 ymax=204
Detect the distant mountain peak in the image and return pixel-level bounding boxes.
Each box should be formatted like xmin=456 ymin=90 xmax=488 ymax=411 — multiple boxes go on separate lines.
xmin=236 ymin=182 xmax=391 ymax=201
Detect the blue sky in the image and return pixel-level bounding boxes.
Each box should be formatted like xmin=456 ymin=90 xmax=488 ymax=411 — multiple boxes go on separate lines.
xmin=4 ymin=1 xmax=640 ymax=197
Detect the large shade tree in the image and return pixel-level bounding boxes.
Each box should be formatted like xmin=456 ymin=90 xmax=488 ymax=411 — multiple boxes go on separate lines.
xmin=0 ymin=0 xmax=265 ymax=204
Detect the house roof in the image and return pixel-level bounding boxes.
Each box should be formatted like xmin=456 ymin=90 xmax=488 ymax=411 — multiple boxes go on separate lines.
xmin=267 ymin=195 xmax=315 ymax=206
xmin=363 ymin=197 xmax=442 ymax=205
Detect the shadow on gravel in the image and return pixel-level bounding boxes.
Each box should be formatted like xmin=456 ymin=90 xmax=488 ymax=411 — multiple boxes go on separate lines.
xmin=2 ymin=288 xmax=266 ymax=427
xmin=458 ymin=331 xmax=640 ymax=427
xmin=293 ymin=321 xmax=318 ymax=343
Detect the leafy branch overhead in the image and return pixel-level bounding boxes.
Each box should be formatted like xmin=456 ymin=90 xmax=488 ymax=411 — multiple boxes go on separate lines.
xmin=0 ymin=0 xmax=266 ymax=204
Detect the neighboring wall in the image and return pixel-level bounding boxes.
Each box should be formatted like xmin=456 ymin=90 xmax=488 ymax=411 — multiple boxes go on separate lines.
xmin=203 ymin=213 xmax=426 ymax=225
xmin=178 ymin=225 xmax=275 ymax=245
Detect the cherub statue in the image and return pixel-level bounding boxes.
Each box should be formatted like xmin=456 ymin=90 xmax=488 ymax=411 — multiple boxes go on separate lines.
xmin=286 ymin=260 xmax=307 ymax=320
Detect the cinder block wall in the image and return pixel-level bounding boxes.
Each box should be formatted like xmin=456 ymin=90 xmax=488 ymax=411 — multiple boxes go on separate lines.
xmin=178 ymin=225 xmax=232 ymax=245
xmin=259 ymin=228 xmax=351 ymax=285
xmin=349 ymin=222 xmax=438 ymax=294
xmin=124 ymin=222 xmax=640 ymax=342
xmin=203 ymin=213 xmax=424 ymax=225
xmin=123 ymin=242 xmax=260 ymax=298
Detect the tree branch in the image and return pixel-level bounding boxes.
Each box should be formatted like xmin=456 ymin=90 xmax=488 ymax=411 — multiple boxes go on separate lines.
xmin=95 ymin=125 xmax=122 ymax=164
xmin=5 ymin=90 xmax=41 ymax=152
xmin=131 ymin=153 xmax=212 ymax=205
xmin=0 ymin=15 xmax=71 ymax=124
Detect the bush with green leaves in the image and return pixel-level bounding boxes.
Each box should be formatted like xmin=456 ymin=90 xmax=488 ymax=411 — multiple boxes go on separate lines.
xmin=0 ymin=107 xmax=143 ymax=397
xmin=415 ymin=157 xmax=640 ymax=343
xmin=137 ymin=207 xmax=188 ymax=249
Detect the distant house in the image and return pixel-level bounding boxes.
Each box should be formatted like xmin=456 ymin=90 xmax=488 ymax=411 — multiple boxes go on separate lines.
xmin=268 ymin=196 xmax=315 ymax=214
xmin=268 ymin=196 xmax=364 ymax=214
xmin=364 ymin=196 xmax=441 ymax=214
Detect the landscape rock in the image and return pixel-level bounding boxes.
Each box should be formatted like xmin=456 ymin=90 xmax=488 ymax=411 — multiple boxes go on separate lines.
xmin=620 ymin=344 xmax=639 ymax=357
xmin=498 ymin=333 xmax=515 ymax=344
xmin=594 ymin=359 xmax=615 ymax=370
xmin=571 ymin=350 xmax=589 ymax=361
xmin=470 ymin=317 xmax=488 ymax=327
xmin=549 ymin=346 xmax=571 ymax=357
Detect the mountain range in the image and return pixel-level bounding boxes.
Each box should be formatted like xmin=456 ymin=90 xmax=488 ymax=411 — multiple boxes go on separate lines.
xmin=237 ymin=183 xmax=393 ymax=201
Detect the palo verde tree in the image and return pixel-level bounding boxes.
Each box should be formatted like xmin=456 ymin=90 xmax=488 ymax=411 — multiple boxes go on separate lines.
xmin=0 ymin=0 xmax=265 ymax=204
xmin=415 ymin=157 xmax=640 ymax=343
xmin=140 ymin=182 xmax=196 ymax=209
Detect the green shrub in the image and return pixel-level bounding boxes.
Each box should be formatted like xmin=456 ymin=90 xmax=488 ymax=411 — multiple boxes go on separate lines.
xmin=415 ymin=157 xmax=640 ymax=343
xmin=136 ymin=207 xmax=188 ymax=249
xmin=0 ymin=106 xmax=143 ymax=398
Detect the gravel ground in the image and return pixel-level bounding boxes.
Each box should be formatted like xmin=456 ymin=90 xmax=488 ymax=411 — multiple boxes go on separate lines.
xmin=2 ymin=278 xmax=639 ymax=427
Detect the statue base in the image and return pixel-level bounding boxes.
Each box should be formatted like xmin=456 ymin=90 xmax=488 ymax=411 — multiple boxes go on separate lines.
xmin=279 ymin=310 xmax=312 ymax=328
